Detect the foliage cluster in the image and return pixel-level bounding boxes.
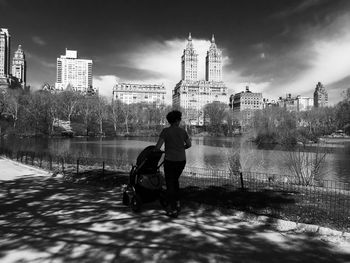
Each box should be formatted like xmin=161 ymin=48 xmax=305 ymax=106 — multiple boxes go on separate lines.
xmin=0 ymin=89 xmax=172 ymax=137
xmin=252 ymin=93 xmax=350 ymax=146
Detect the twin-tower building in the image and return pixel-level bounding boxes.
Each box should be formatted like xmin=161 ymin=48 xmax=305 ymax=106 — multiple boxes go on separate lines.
xmin=173 ymin=33 xmax=227 ymax=125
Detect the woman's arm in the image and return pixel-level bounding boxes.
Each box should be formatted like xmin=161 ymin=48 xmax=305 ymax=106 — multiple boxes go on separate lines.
xmin=155 ymin=137 xmax=164 ymax=151
xmin=184 ymin=137 xmax=191 ymax=149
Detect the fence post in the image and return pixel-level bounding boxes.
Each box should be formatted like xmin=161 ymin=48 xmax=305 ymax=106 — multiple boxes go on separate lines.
xmin=102 ymin=161 xmax=105 ymax=176
xmin=49 ymin=155 xmax=53 ymax=170
xmin=240 ymin=172 xmax=244 ymax=190
xmin=77 ymin=158 xmax=79 ymax=175
xmin=61 ymin=157 xmax=65 ymax=173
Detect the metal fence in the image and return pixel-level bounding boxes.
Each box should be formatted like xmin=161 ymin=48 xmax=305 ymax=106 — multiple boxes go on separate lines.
xmin=180 ymin=166 xmax=350 ymax=231
xmin=1 ymin=147 xmax=349 ymax=231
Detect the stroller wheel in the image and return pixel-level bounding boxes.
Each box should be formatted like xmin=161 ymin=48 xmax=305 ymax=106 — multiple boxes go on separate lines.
xmin=122 ymin=191 xmax=130 ymax=206
xmin=131 ymin=194 xmax=142 ymax=212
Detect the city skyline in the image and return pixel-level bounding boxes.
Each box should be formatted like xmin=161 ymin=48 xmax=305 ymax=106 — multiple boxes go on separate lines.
xmin=1 ymin=0 xmax=350 ymax=104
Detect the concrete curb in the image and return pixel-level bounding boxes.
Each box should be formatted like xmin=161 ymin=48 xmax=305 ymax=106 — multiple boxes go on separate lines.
xmin=231 ymin=209 xmax=350 ymax=240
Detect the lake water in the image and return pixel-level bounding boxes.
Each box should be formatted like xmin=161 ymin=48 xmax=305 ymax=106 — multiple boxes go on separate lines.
xmin=1 ymin=136 xmax=350 ymax=184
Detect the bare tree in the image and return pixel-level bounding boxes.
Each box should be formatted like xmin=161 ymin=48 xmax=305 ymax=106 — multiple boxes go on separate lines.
xmin=122 ymin=104 xmax=130 ymax=134
xmin=204 ymin=102 xmax=228 ymax=133
xmin=78 ymin=95 xmax=96 ymax=136
xmin=47 ymin=93 xmax=60 ymax=134
xmin=110 ymin=99 xmax=124 ymax=135
xmin=226 ymin=141 xmax=264 ymax=176
xmin=93 ymin=95 xmax=108 ymax=135
xmin=283 ymin=144 xmax=328 ymax=185
xmin=3 ymin=90 xmax=21 ymax=128
xmin=58 ymin=90 xmax=81 ymax=122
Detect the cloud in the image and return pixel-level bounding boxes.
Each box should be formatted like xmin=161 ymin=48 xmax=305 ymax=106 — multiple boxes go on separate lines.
xmin=273 ymin=13 xmax=350 ymax=104
xmin=271 ymin=0 xmax=327 ymax=19
xmin=290 ymin=0 xmax=327 ymax=13
xmin=124 ymin=38 xmax=209 ymax=80
xmin=32 ymin=36 xmax=47 ymax=46
xmin=93 ymin=75 xmax=120 ymax=100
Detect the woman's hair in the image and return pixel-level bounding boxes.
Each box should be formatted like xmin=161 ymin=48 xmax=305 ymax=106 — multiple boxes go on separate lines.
xmin=166 ymin=110 xmax=182 ymax=124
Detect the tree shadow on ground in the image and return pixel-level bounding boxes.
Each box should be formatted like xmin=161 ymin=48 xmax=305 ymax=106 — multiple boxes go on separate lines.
xmin=182 ymin=185 xmax=296 ymax=211
xmin=0 ymin=174 xmax=349 ymax=263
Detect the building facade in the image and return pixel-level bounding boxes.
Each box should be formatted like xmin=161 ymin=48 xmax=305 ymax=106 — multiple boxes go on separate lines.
xmin=113 ymin=83 xmax=166 ymax=105
xmin=173 ymin=34 xmax=227 ymax=126
xmin=277 ymin=94 xmax=313 ymax=112
xmin=297 ymin=96 xmax=313 ymax=111
xmin=11 ymin=45 xmax=26 ymax=88
xmin=230 ymin=86 xmax=263 ymax=130
xmin=55 ymin=49 xmax=93 ymax=93
xmin=313 ymin=82 xmax=328 ymax=108
xmin=230 ymin=86 xmax=263 ymax=112
xmin=277 ymin=94 xmax=298 ymax=112
xmin=262 ymin=98 xmax=278 ymax=108
xmin=0 ymin=28 xmax=10 ymax=79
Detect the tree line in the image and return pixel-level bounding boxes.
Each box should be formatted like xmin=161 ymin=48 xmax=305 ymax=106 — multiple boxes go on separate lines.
xmin=252 ymin=89 xmax=350 ymax=145
xmin=0 ymin=87 xmax=349 ymax=141
xmin=0 ymin=89 xmax=172 ymax=137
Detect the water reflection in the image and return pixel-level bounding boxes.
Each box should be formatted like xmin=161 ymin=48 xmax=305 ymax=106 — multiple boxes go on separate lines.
xmin=1 ymin=136 xmax=349 ymax=183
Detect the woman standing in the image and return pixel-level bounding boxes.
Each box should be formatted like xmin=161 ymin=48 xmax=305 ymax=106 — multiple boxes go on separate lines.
xmin=155 ymin=110 xmax=191 ymax=217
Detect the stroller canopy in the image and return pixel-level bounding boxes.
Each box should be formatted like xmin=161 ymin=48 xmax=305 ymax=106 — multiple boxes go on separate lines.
xmin=136 ymin=145 xmax=163 ymax=174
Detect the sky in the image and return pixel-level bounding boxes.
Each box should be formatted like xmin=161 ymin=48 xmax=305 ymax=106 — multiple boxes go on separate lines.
xmin=1 ymin=0 xmax=350 ymax=105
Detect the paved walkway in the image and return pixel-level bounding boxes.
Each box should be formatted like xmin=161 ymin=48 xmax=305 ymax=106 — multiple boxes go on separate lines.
xmin=0 ymin=157 xmax=350 ymax=263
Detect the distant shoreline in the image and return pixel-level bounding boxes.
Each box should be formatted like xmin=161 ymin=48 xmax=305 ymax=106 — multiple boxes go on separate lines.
xmin=319 ymin=137 xmax=350 ymax=144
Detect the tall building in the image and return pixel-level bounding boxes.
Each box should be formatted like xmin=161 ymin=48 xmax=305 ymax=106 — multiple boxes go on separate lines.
xmin=113 ymin=83 xmax=166 ymax=105
xmin=206 ymin=35 xmax=222 ymax=82
xmin=173 ymin=34 xmax=228 ymax=126
xmin=313 ymin=82 xmax=328 ymax=108
xmin=55 ymin=49 xmax=93 ymax=93
xmin=230 ymin=86 xmax=263 ymax=130
xmin=181 ymin=33 xmax=198 ymax=81
xmin=12 ymin=45 xmax=26 ymax=87
xmin=0 ymin=28 xmax=10 ymax=79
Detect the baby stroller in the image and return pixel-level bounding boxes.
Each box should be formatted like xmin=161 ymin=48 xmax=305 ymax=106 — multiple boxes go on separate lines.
xmin=122 ymin=145 xmax=167 ymax=212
